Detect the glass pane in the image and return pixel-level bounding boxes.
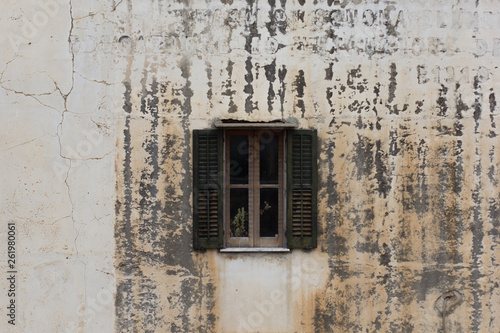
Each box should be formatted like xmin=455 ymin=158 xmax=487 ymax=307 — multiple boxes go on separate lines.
xmin=230 ymin=188 xmax=249 ymax=237
xmin=230 ymin=136 xmax=249 ymax=184
xmin=260 ymin=133 xmax=279 ymax=184
xmin=260 ymin=188 xmax=279 ymax=237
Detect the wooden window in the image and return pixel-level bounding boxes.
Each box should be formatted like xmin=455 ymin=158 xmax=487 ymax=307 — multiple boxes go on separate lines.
xmin=193 ymin=128 xmax=317 ymax=250
xmin=225 ymin=130 xmax=284 ymax=248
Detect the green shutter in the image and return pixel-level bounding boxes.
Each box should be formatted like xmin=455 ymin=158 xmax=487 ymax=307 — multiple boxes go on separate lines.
xmin=193 ymin=130 xmax=223 ymax=249
xmin=286 ymin=130 xmax=318 ymax=249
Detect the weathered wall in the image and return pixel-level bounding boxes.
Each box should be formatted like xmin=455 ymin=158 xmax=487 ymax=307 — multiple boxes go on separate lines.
xmin=1 ymin=0 xmax=500 ymax=332
xmin=113 ymin=0 xmax=500 ymax=332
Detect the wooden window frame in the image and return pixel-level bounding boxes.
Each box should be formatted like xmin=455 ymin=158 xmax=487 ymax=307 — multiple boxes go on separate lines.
xmin=224 ymin=129 xmax=285 ymax=248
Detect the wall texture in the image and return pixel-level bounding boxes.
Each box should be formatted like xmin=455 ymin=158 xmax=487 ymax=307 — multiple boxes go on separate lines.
xmin=1 ymin=0 xmax=116 ymax=332
xmin=1 ymin=0 xmax=500 ymax=332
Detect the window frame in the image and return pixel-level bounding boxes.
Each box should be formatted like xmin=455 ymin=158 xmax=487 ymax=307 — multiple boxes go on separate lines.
xmin=224 ymin=129 xmax=285 ymax=248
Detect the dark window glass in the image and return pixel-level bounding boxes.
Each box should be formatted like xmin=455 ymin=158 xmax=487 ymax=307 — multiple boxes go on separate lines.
xmin=259 ymin=133 xmax=278 ymax=184
xmin=230 ymin=136 xmax=249 ymax=184
xmin=260 ymin=188 xmax=278 ymax=237
xmin=230 ymin=188 xmax=249 ymax=237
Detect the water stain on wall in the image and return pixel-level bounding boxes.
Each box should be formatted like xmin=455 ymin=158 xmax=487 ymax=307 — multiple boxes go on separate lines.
xmin=114 ymin=0 xmax=500 ymax=332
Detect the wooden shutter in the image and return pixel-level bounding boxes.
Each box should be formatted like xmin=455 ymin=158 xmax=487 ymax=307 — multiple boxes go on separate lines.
xmin=193 ymin=130 xmax=223 ymax=249
xmin=286 ymin=130 xmax=318 ymax=249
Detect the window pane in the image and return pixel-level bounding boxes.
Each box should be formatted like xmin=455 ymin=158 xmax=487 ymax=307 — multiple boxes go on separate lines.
xmin=230 ymin=188 xmax=249 ymax=237
xmin=259 ymin=133 xmax=278 ymax=184
xmin=230 ymin=136 xmax=249 ymax=184
xmin=260 ymin=188 xmax=278 ymax=237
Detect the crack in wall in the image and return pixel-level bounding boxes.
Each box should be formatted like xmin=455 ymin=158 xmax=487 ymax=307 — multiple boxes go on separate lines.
xmin=0 ymin=138 xmax=39 ymax=152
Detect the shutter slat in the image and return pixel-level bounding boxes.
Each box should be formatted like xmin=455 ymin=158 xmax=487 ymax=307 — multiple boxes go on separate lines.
xmin=287 ymin=130 xmax=318 ymax=249
xmin=193 ymin=130 xmax=223 ymax=249
xmin=197 ymin=188 xmax=220 ymax=239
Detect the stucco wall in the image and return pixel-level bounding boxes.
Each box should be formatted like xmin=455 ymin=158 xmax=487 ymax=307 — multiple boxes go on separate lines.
xmin=1 ymin=0 xmax=116 ymax=332
xmin=2 ymin=0 xmax=500 ymax=332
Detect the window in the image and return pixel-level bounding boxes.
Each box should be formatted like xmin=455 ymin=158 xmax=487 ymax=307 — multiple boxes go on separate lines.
xmin=193 ymin=125 xmax=317 ymax=250
xmin=225 ymin=130 xmax=284 ymax=247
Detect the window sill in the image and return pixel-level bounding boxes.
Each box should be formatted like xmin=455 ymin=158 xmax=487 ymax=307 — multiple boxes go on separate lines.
xmin=219 ymin=247 xmax=291 ymax=253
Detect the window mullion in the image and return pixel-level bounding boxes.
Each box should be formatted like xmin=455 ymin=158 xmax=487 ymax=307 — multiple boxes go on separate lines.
xmin=224 ymin=132 xmax=230 ymax=247
xmin=247 ymin=132 xmax=254 ymax=247
xmin=252 ymin=132 xmax=260 ymax=247
xmin=278 ymin=132 xmax=284 ymax=247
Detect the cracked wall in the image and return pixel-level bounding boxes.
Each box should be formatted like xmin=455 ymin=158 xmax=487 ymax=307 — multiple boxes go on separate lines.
xmin=1 ymin=0 xmax=500 ymax=332
xmin=1 ymin=0 xmax=115 ymax=332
